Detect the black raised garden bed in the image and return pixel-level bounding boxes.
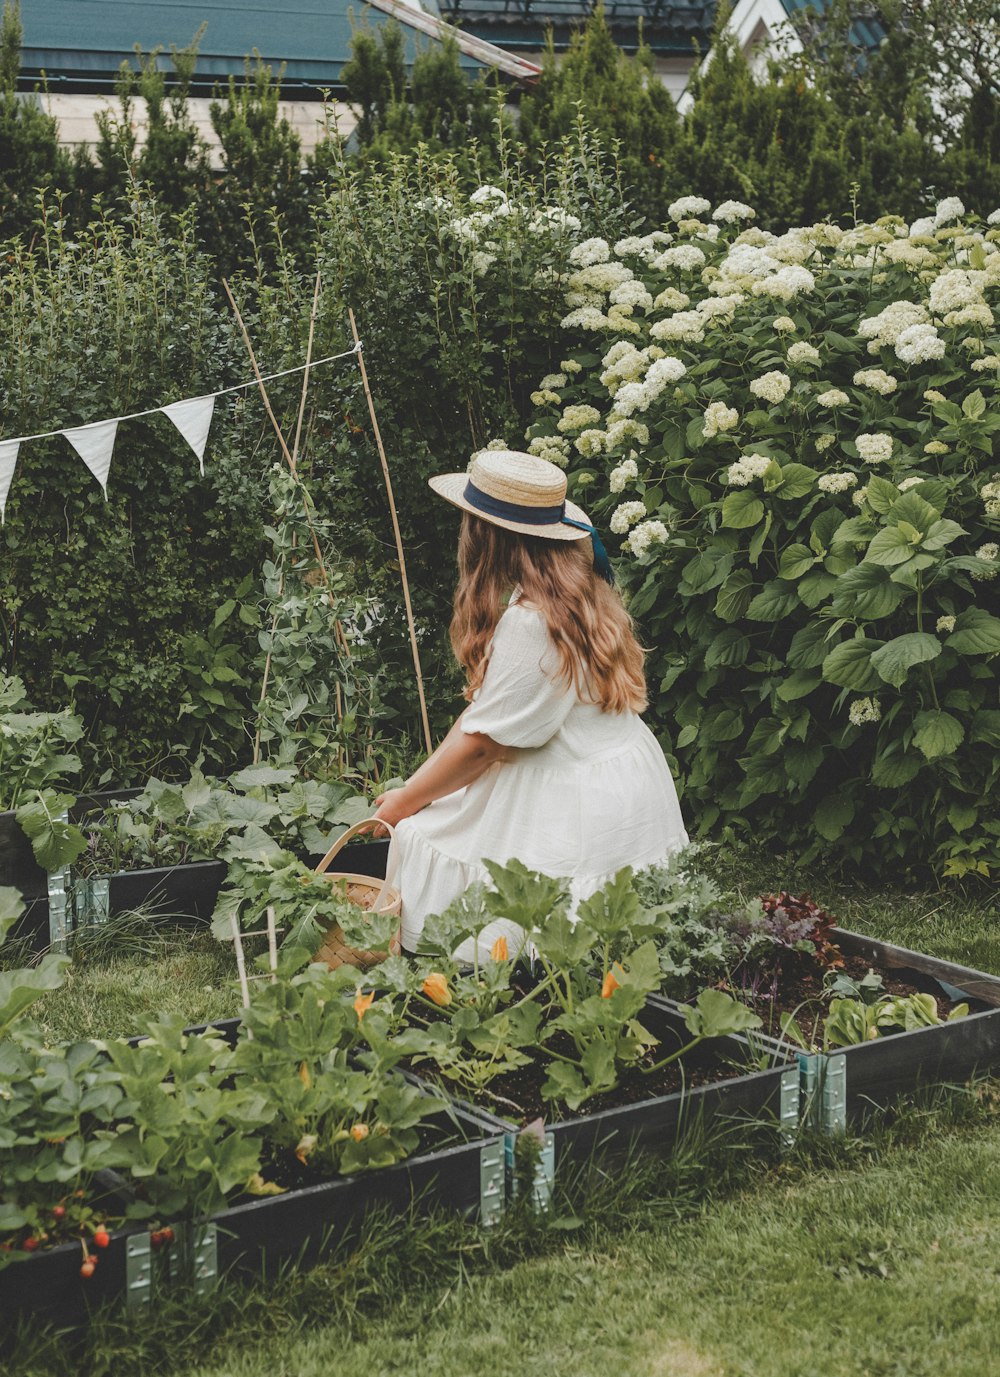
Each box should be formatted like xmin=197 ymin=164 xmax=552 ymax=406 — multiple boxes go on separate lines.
xmin=659 ymin=928 xmax=1000 ymax=1131
xmin=433 ymin=998 xmax=798 ymax=1174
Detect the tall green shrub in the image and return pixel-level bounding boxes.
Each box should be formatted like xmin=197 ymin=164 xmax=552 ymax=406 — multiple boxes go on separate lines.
xmin=527 ymin=198 xmax=1000 ymax=877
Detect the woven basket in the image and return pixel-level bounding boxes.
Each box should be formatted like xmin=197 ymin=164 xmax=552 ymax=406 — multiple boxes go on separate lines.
xmin=313 ymin=819 xmax=402 ymax=971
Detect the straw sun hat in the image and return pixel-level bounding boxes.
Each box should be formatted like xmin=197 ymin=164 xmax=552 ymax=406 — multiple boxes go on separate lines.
xmin=428 ymin=449 xmax=593 ymax=541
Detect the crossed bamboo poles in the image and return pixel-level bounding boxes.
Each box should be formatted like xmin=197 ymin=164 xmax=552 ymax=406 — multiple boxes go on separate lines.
xmin=222 ymin=275 xmax=433 ymax=765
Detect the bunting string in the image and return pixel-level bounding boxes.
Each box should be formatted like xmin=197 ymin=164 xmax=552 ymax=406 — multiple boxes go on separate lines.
xmin=0 ymin=342 xmax=362 ymax=521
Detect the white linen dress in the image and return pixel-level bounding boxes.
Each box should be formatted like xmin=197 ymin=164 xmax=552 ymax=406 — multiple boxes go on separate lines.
xmin=387 ymin=598 xmax=689 ymax=961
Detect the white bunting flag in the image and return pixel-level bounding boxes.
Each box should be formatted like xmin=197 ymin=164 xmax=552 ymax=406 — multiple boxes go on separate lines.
xmin=0 ymin=439 xmax=20 ymax=523
xmin=62 ymin=419 xmax=118 ymax=496
xmin=161 ymin=395 xmax=216 ymax=474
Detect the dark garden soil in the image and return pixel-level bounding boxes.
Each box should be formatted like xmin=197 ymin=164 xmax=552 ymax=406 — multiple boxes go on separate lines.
xmin=409 ymin=1025 xmax=756 ymax=1127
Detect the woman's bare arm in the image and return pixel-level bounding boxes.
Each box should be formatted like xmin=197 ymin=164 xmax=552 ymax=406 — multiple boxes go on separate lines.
xmin=373 ymin=719 xmax=510 ymax=830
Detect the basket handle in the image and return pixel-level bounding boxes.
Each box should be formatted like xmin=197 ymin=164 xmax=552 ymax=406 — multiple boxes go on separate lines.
xmin=314 ymin=817 xmax=397 ymax=914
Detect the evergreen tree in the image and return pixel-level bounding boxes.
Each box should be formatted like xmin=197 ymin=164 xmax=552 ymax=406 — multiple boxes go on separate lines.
xmin=675 ymin=18 xmax=850 ymax=227
xmin=208 ymin=58 xmax=306 ymax=272
xmin=517 ymin=8 xmax=680 ymax=224
xmin=0 ymin=0 xmax=74 ymax=238
xmin=341 ymin=21 xmax=503 ymax=175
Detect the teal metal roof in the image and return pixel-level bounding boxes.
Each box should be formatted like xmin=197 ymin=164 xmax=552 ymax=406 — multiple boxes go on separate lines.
xmin=17 ymin=0 xmax=539 ymax=94
xmin=439 ymin=0 xmax=715 ymax=56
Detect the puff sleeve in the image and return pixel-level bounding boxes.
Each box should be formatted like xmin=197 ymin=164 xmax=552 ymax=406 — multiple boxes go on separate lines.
xmin=460 ymin=604 xmax=576 ymax=749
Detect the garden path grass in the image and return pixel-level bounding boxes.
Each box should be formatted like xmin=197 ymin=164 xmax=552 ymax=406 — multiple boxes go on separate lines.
xmin=181 ymin=1119 xmax=1000 ymax=1377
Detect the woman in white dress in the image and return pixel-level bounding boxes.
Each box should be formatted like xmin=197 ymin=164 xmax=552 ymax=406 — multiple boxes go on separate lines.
xmin=373 ymin=449 xmax=688 ymax=961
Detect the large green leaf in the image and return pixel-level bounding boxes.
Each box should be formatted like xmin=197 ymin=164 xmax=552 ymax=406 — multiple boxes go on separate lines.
xmin=921 ymin=518 xmax=965 ymax=552
xmin=970 ymin=710 xmax=1000 ymax=747
xmin=889 ymin=490 xmax=941 ymax=534
xmin=704 ymin=629 xmax=751 ymax=669
xmin=865 ymin=527 xmax=915 ymax=567
xmin=870 ymin=632 xmax=941 ymax=688
xmin=0 ymin=953 xmax=69 ymax=1035
xmin=814 ymin=794 xmax=855 ymax=841
xmin=721 ymin=490 xmax=765 ymax=529
xmin=822 ymin=638 xmax=885 ymax=691
xmin=787 ymin=622 xmax=834 ymax=669
xmin=946 ymin=610 xmax=1000 ymax=655
xmin=778 ymin=544 xmax=818 ymax=580
xmin=864 ymin=475 xmax=900 ymax=515
xmin=14 ymin=794 xmax=88 ymax=872
xmin=714 ymin=570 xmax=754 ymax=623
xmin=745 ymin=581 xmax=800 ymax=622
xmin=912 ymin=710 xmax=965 ymax=760
xmin=773 ymin=464 xmax=817 ymax=500
xmin=830 ymin=563 xmax=903 ymax=620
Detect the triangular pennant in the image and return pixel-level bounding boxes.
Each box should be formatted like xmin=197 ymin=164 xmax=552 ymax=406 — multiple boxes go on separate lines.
xmin=0 ymin=439 xmax=20 ymax=524
xmin=161 ymin=395 xmax=215 ymax=475
xmin=62 ymin=419 xmax=118 ymax=496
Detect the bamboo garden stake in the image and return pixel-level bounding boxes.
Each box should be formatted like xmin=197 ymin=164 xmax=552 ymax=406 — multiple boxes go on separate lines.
xmin=348 ymin=307 xmax=433 ymax=757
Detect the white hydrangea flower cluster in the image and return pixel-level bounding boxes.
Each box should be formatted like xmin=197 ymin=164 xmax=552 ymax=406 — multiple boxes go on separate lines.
xmin=557 ymin=404 xmax=602 ymax=433
xmin=788 ymin=341 xmax=820 ymax=366
xmin=609 ymin=501 xmax=647 ymax=534
xmin=858 ymin=301 xmax=929 ymax=352
xmin=988 ymin=209 xmax=1000 ymax=226
xmin=470 ymin=185 xmax=506 ymax=206
xmin=614 ymin=232 xmax=673 ymax=261
xmin=713 ymin=200 xmax=756 ymax=224
xmin=817 ymin=389 xmax=850 ymax=407
xmin=568 ymin=238 xmax=611 ymax=267
xmin=972 ymin=543 xmax=1000 ymax=580
xmin=726 ymin=455 xmax=773 ymax=486
xmin=815 ymin=433 xmax=836 ymax=452
xmin=934 ymin=197 xmax=966 ymax=226
xmin=882 ymin=240 xmax=938 ymax=270
xmin=654 ymin=288 xmax=691 ymax=311
xmin=600 ymin=341 xmax=648 ymax=392
xmin=605 ymin=417 xmax=650 ymax=450
xmin=928 ymin=268 xmax=987 ymax=316
xmin=848 ymin=697 xmax=882 ymax=726
xmin=980 ymin=478 xmax=1000 ymax=520
xmin=624 ymin=519 xmax=670 ymax=556
xmin=574 ymin=430 xmax=607 ymax=458
xmin=697 ymin=294 xmax=743 ymax=322
xmin=855 ymin=433 xmax=894 ymax=465
xmin=609 ymin=457 xmax=639 ymax=493
xmin=852 ymin=484 xmax=870 ymax=507
xmin=560 ymin=358 xmax=583 ymax=375
xmin=528 ymin=206 xmax=582 ymax=236
xmin=527 ymin=435 xmax=571 ymax=466
xmin=772 ymin=316 xmax=797 ymax=333
xmin=668 ymin=196 xmax=711 ymax=221
xmin=540 ymin=373 xmax=567 ymax=391
xmin=609 ymin=280 xmax=654 ymax=312
xmin=817 ymin=472 xmax=858 ymax=494
xmin=652 ymin=245 xmax=707 ymax=273
xmin=611 ymin=356 xmax=687 ymax=416
xmin=853 ymin=368 xmax=898 ymax=395
xmin=924 ymin=441 xmax=949 ymax=454
xmin=559 ymin=306 xmax=610 ymax=331
xmin=898 ymin=476 xmax=924 ymax=492
xmin=895 ymin=322 xmax=946 ymax=364
xmin=936 ymin=615 xmax=957 ymax=634
xmin=751 ymin=264 xmax=816 ymax=302
xmin=946 ymin=302 xmax=995 ymax=329
xmin=650 ymin=311 xmax=706 ymax=344
xmin=749 ymin=371 xmax=792 ymax=404
xmin=529 ymin=388 xmax=561 ymax=406
xmin=702 ymin=402 xmax=740 ymax=438
xmin=566 ymin=261 xmax=635 ymax=303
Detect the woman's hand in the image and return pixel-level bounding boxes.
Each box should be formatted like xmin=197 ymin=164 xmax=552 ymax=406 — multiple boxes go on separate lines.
xmin=372 ymin=788 xmax=418 ymax=836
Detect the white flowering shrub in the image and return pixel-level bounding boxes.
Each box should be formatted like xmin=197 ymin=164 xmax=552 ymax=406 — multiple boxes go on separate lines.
xmin=527 ymin=201 xmax=1000 ymax=876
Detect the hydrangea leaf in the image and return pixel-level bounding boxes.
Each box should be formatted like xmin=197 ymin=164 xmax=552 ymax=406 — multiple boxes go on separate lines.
xmin=870 ymin=632 xmax=942 ymax=688
xmin=912 ymin=710 xmax=965 ymax=760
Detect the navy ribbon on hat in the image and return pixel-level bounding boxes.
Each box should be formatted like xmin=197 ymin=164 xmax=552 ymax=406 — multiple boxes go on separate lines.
xmin=463 ymin=480 xmax=615 ymax=585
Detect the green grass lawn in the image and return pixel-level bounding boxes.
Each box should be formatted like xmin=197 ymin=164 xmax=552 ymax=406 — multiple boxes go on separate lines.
xmin=5 ymin=853 xmax=1000 ymax=1377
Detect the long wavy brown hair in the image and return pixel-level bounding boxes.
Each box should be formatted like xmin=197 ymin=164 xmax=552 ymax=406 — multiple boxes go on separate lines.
xmin=451 ymin=513 xmax=647 ymax=713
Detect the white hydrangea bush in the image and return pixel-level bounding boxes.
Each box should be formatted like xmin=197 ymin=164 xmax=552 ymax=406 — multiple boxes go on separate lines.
xmin=526 ymin=200 xmax=1000 ymax=876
